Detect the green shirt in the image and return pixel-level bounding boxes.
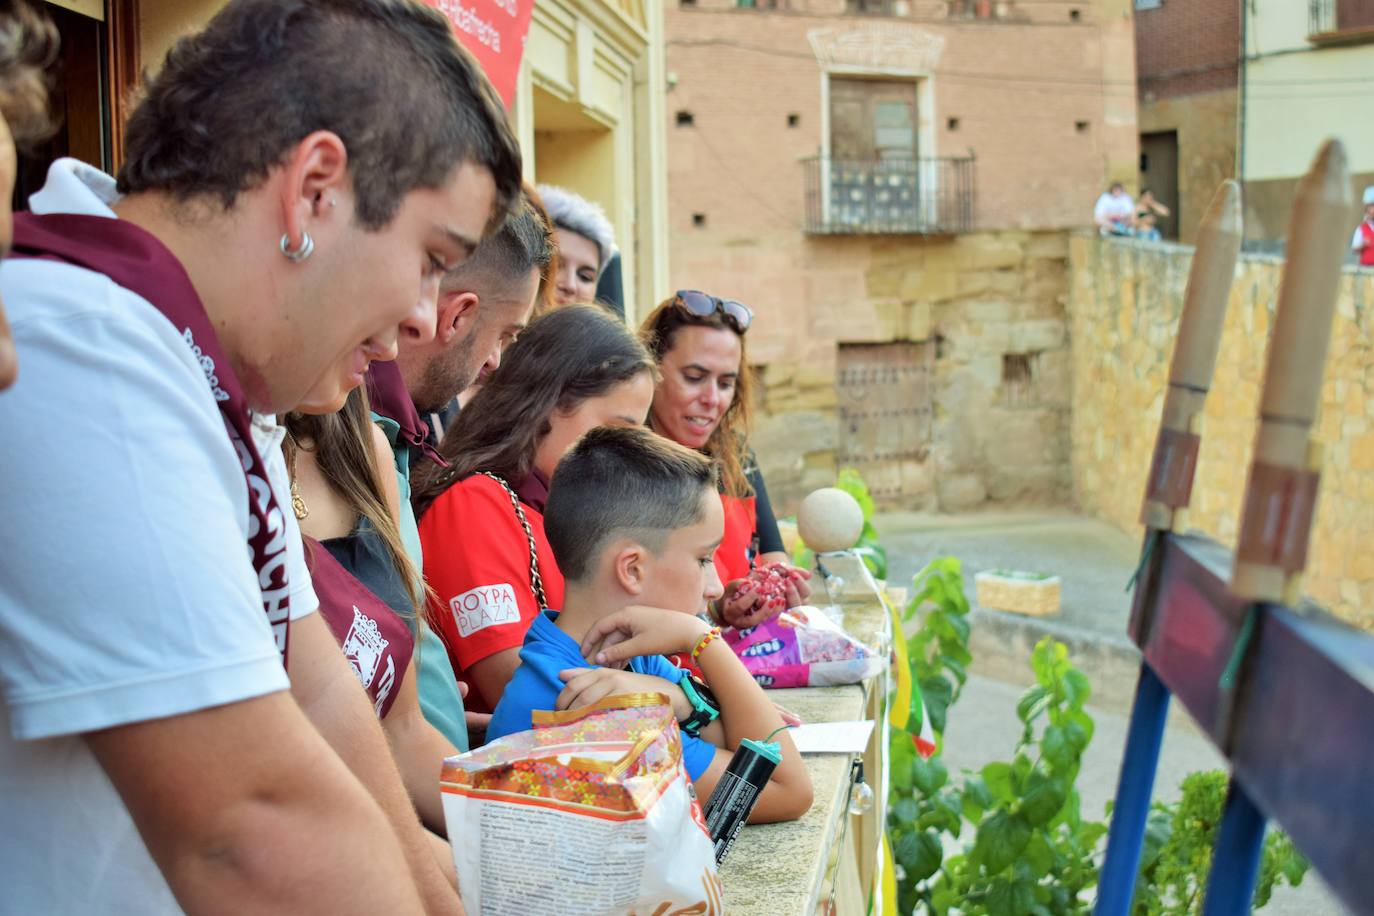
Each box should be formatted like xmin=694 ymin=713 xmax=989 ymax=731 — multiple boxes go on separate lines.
xmin=373 ymin=412 xmax=469 ymax=752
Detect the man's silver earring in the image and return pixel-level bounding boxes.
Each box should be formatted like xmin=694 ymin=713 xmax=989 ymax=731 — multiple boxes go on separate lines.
xmin=280 ymin=231 xmax=314 ymax=262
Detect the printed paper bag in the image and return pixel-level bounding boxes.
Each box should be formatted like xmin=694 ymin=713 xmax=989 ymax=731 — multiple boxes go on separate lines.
xmin=441 ymin=693 xmax=723 ymax=916
xmin=726 ymin=605 xmax=885 ymax=689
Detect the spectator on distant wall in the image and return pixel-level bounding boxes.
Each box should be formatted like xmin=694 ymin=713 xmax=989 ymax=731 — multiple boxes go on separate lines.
xmin=1094 ymin=182 xmax=1135 ymax=236
xmin=538 ymin=184 xmax=618 ymax=311
xmin=1133 ymin=188 xmax=1169 ymax=242
xmin=1351 ymin=187 xmax=1374 ymax=268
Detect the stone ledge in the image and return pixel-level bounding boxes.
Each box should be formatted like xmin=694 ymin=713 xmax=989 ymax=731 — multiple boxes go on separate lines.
xmin=718 ymin=685 xmax=865 ymax=915
xmin=720 ymin=556 xmax=891 ymax=913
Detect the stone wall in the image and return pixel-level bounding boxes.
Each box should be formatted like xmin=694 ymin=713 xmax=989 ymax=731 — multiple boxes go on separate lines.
xmin=1070 ymin=233 xmax=1374 ymax=628
xmin=751 ymin=230 xmax=1074 ymax=515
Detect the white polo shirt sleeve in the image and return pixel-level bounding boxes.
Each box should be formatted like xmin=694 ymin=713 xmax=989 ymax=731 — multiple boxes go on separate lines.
xmin=0 ymin=260 xmax=295 ymax=741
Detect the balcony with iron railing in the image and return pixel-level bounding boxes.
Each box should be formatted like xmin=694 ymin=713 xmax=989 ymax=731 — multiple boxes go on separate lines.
xmin=1308 ymin=0 xmax=1374 ymax=45
xmin=802 ymin=154 xmax=975 ymax=236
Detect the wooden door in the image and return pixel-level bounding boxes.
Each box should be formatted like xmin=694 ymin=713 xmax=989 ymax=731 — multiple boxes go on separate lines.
xmin=836 ymin=341 xmax=934 ymax=506
xmin=829 ymin=77 xmax=918 ymax=163
xmin=1139 ymin=130 xmax=1179 ymax=240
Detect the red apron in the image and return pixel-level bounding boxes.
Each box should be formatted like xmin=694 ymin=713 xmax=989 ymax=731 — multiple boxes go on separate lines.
xmin=1360 ymin=222 xmax=1374 ymax=267
xmin=714 ymin=493 xmax=757 ymax=585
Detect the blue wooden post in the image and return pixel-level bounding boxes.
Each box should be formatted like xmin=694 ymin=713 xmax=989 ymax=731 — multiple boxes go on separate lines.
xmin=1094 ymin=664 xmax=1172 ymax=916
xmin=1201 ymin=777 xmax=1267 ymax=916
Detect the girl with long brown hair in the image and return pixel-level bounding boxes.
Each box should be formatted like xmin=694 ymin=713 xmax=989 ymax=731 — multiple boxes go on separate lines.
xmin=413 ymin=304 xmax=656 ymax=713
xmin=285 ymin=381 xmax=462 ymax=847
xmin=640 ymin=292 xmax=812 ymax=630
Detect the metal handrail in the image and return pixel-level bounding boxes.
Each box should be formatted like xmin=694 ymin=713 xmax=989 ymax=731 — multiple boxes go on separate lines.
xmin=802 ymin=154 xmax=975 ymax=235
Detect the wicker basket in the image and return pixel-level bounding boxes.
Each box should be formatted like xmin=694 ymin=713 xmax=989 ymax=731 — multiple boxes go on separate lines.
xmin=975 ymin=571 xmax=1062 ymax=617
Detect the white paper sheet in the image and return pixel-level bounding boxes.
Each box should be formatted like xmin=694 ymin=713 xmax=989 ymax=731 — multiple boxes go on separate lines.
xmin=789 ymin=720 xmax=875 ymax=755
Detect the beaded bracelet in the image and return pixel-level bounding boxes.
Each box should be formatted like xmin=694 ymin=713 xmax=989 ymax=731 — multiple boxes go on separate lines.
xmin=692 ymin=626 xmax=722 ymax=660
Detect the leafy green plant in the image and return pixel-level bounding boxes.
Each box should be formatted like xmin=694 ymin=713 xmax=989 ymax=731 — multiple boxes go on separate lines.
xmin=835 ymin=467 xmax=889 ymax=579
xmin=1130 ymin=771 xmax=1308 ymax=914
xmin=884 ymin=557 xmax=1309 ymax=915
xmin=903 ymin=557 xmax=972 ymax=737
xmin=885 ymin=557 xmax=975 ymax=914
xmin=889 ymin=636 xmax=1104 ymax=915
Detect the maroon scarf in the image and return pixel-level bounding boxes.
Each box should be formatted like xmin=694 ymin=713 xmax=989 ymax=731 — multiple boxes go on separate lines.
xmin=304 ymin=538 xmax=414 ymax=718
xmin=516 ymin=467 xmax=551 ymax=514
xmin=365 ymin=360 xmax=448 ymax=468
xmin=12 ymin=212 xmax=294 ymax=665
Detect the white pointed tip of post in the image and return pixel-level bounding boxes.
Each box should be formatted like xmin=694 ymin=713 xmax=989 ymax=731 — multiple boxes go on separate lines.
xmin=1305 ymin=139 xmax=1352 ymax=205
xmin=1207 ymin=179 xmax=1242 ymax=234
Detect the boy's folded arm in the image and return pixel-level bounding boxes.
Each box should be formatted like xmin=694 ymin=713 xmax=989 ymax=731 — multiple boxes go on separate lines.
xmin=691 ymin=639 xmax=814 ymax=823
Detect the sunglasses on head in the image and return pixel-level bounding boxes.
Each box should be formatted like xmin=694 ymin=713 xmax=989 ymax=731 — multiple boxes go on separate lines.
xmin=672 ymin=289 xmax=753 ymax=332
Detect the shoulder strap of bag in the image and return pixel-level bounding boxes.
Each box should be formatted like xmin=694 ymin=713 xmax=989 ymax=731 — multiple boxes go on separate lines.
xmin=477 ymin=471 xmax=549 ymax=609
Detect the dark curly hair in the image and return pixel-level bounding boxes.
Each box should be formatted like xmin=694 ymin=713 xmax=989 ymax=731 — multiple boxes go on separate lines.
xmin=118 ymin=0 xmax=521 ymax=231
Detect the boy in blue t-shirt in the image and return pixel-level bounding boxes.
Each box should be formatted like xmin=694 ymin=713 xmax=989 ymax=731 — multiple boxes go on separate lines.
xmin=488 ymin=426 xmax=812 ymax=824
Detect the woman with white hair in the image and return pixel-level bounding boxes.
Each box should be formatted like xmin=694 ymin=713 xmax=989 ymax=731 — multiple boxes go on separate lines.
xmin=538 ymin=184 xmax=616 ymax=306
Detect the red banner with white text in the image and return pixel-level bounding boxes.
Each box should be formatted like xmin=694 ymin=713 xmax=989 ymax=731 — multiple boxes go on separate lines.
xmin=425 ymin=0 xmax=534 ymax=108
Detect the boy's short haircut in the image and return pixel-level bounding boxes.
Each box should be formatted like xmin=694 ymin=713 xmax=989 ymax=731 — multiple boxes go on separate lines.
xmin=118 ymin=0 xmax=521 ymax=231
xmin=443 ymin=188 xmax=554 ymax=295
xmin=546 ymin=426 xmax=719 ymax=582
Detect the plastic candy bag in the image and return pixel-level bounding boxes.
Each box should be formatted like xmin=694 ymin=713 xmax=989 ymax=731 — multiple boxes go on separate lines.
xmin=441 ymin=694 xmax=723 ymax=916
xmin=725 ymin=605 xmax=884 ymax=689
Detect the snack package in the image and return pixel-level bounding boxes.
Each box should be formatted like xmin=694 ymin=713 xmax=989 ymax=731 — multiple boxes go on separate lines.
xmin=725 ymin=605 xmax=885 ymax=688
xmin=441 ymin=694 xmax=723 ymax=916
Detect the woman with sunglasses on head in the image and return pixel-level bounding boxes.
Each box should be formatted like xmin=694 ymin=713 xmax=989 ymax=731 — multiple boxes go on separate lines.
xmin=411 ymin=305 xmax=656 ymax=716
xmin=640 ymin=292 xmax=812 ymax=633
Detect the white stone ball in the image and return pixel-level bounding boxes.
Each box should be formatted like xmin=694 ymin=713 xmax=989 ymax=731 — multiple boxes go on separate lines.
xmin=797 ymin=487 xmax=865 ymax=553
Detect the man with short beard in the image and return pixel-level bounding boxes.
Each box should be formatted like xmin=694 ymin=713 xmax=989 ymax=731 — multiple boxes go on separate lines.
xmin=369 ymin=190 xmax=552 ymax=744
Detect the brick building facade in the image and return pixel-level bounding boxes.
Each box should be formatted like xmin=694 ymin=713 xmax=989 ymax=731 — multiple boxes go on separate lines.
xmin=1132 ymin=0 xmax=1239 ymax=243
xmin=663 ymin=0 xmax=1137 ymax=513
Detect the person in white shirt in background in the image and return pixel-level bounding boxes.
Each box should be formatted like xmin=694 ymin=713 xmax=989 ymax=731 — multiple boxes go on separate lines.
xmin=1094 ymin=181 xmax=1135 ymax=236
xmin=1350 ymin=186 xmax=1374 ymax=269
xmin=0 ymin=1 xmax=521 ymax=913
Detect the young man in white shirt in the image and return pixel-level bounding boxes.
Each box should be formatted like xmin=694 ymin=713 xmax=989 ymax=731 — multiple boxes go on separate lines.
xmin=1094 ymin=182 xmax=1135 ymax=236
xmin=0 ymin=1 xmax=521 ymax=912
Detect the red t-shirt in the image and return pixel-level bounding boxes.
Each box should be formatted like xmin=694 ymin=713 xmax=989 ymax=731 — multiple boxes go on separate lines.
xmin=418 ymin=474 xmax=565 ymax=713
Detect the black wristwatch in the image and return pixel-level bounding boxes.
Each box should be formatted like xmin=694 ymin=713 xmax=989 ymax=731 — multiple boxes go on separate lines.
xmin=677 ymin=669 xmax=721 ymax=737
